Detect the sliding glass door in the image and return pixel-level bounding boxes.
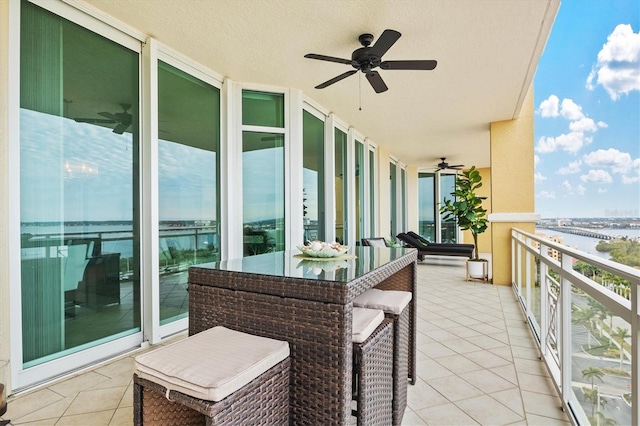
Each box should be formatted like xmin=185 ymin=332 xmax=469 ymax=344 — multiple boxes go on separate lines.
xmin=20 ymin=0 xmax=140 ymax=368
xmin=157 ymin=61 xmax=220 ymax=325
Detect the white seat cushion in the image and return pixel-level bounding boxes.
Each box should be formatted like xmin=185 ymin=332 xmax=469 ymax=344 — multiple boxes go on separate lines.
xmin=352 ymin=307 xmax=384 ymax=343
xmin=367 ymin=239 xmax=387 ymax=248
xmin=134 ymin=326 xmax=289 ymax=402
xmin=353 ymin=288 xmax=412 ymax=315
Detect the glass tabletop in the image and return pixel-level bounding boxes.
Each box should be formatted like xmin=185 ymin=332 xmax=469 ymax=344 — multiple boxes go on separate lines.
xmin=191 ymin=246 xmax=415 ymax=283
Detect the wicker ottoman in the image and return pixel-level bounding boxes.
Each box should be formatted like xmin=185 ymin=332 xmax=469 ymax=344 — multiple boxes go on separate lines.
xmin=352 ymin=307 xmax=394 ymax=426
xmin=133 ymin=326 xmax=290 ymax=425
xmin=354 ymin=289 xmax=412 ymax=426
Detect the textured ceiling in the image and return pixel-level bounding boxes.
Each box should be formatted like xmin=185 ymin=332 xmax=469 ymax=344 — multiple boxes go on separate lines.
xmin=81 ymin=0 xmax=559 ymax=170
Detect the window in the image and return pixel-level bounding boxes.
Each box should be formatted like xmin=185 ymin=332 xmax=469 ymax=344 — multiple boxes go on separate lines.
xmin=302 ymin=110 xmax=324 ymax=243
xmin=19 ymin=0 xmax=140 ymax=366
xmin=334 ymin=128 xmax=348 ymax=244
xmin=242 ymin=91 xmax=285 ymax=256
xmin=157 ymin=60 xmax=220 ymax=325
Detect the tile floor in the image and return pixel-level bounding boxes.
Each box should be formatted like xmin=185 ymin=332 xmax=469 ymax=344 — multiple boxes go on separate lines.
xmin=2 ymin=256 xmax=571 ymax=425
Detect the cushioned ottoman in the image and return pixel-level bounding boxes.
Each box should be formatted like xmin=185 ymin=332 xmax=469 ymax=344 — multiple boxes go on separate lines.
xmin=354 ymin=289 xmax=412 ymax=426
xmin=352 ymin=307 xmax=394 ymax=426
xmin=133 ymin=326 xmax=290 ymax=425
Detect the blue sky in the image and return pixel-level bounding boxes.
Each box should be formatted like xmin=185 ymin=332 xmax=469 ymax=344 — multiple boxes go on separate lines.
xmin=534 ymin=0 xmax=640 ymax=219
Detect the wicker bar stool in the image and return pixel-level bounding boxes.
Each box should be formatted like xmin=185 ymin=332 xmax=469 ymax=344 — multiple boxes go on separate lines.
xmin=133 ymin=326 xmax=290 ymax=425
xmin=352 ymin=307 xmax=394 ymax=426
xmin=353 ymin=289 xmax=412 ymax=426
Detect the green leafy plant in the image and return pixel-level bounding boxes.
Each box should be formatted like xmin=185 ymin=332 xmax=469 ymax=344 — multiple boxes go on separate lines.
xmin=440 ymin=166 xmax=488 ymax=261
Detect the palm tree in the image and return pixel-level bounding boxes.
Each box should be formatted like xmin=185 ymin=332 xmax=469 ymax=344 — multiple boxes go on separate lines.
xmin=584 ymin=387 xmax=610 ymax=420
xmin=572 ymin=307 xmax=598 ymax=349
xmin=614 ymin=327 xmax=631 ymax=369
xmin=582 ymin=366 xmax=605 ymax=390
xmin=588 ymin=299 xmax=608 ymax=339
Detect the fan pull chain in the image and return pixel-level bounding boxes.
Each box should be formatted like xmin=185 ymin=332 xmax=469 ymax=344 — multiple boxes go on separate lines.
xmin=359 ymin=73 xmax=362 ymax=111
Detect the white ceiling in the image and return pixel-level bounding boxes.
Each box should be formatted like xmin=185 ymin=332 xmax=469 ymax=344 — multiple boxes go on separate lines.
xmin=82 ymin=0 xmax=560 ymax=171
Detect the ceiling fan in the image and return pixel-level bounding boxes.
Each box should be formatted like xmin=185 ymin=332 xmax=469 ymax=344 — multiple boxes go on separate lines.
xmin=74 ymin=103 xmax=132 ymax=134
xmin=304 ymin=29 xmax=437 ymax=93
xmin=436 ymin=157 xmax=464 ymax=171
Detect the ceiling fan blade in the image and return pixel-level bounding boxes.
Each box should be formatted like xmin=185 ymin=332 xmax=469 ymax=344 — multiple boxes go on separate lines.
xmin=98 ymin=112 xmax=118 ymax=120
xmin=366 ymin=71 xmax=388 ymax=93
xmin=369 ymin=29 xmax=401 ymax=58
xmin=74 ymin=118 xmax=115 ymax=124
xmin=112 ymin=123 xmax=129 ymax=134
xmin=315 ymin=69 xmax=357 ymax=89
xmin=304 ymin=53 xmax=354 ymax=66
xmin=380 ymin=60 xmax=437 ymax=70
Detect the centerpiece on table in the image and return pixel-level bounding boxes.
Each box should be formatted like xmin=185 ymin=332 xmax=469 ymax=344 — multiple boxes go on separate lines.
xmin=297 ymin=240 xmax=349 ymax=258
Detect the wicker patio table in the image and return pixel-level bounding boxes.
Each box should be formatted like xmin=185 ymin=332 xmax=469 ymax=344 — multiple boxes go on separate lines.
xmin=188 ymin=246 xmax=417 ymax=425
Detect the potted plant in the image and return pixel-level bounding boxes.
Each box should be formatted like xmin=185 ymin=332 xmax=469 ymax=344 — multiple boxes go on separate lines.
xmin=440 ymin=166 xmax=489 ymax=279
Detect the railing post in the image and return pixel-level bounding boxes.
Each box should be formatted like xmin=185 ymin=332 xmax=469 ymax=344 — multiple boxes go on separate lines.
xmin=632 ymin=278 xmax=639 ymax=426
xmin=525 ymin=236 xmax=532 ymax=325
xmin=559 ymin=252 xmax=572 ymax=405
xmin=540 ymin=243 xmax=548 ymax=357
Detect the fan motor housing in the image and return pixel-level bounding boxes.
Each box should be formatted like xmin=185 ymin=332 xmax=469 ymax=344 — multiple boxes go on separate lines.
xmin=351 ymin=48 xmax=381 ymax=71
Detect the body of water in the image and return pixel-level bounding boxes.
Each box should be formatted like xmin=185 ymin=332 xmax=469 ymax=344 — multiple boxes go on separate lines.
xmin=536 ymin=228 xmax=640 ymax=260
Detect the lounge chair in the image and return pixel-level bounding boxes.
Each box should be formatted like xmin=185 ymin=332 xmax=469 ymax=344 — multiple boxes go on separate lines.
xmin=396 ymin=232 xmax=474 ymax=260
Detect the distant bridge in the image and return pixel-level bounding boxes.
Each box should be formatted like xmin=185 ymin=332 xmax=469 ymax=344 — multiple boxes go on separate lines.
xmin=546 ymin=227 xmax=614 ymax=240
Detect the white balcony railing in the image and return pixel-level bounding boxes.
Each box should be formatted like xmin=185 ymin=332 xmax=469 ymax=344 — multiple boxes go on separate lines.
xmin=511 ymin=228 xmax=640 ymax=426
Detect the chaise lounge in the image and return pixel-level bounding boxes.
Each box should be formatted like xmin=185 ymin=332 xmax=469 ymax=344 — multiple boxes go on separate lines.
xmin=396 ymin=232 xmax=474 ymax=260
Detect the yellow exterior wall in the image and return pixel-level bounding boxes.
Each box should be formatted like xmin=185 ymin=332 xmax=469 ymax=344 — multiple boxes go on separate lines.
xmin=489 ymin=86 xmax=537 ymax=285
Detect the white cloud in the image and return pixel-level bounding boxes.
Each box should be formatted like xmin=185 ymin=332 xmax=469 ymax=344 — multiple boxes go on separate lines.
xmin=576 ymin=184 xmax=586 ymax=195
xmin=534 ymin=172 xmax=547 ymax=182
xmin=597 ymin=187 xmax=608 ymax=194
xmin=586 ymin=24 xmax=640 ymax=100
xmin=558 ymin=160 xmax=582 ymax=175
xmin=537 ymin=95 xmax=559 ymax=117
xmin=535 ymin=132 xmax=592 ymax=154
xmin=569 ymin=117 xmax=598 ymax=133
xmin=598 ymin=121 xmax=608 ymax=129
xmin=534 ymin=155 xmax=541 ymax=167
xmin=560 ymin=98 xmax=585 ymax=120
xmin=580 ymin=169 xmax=613 ymax=183
xmin=561 ymin=180 xmax=572 ymax=191
xmin=583 ymin=148 xmax=637 ymax=174
xmin=536 ymin=190 xmax=556 ymax=199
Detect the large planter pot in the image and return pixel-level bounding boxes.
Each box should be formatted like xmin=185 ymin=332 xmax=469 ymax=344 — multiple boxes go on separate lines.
xmin=466 ymin=259 xmax=489 ymax=281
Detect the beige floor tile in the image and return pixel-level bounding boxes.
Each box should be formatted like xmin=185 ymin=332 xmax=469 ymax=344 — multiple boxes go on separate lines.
xmin=55 ymin=409 xmax=115 ymax=426
xmin=466 ymin=334 xmax=509 ymax=350
xmin=406 ymin=380 xmax=450 ymax=411
xmin=513 ymin=357 xmax=550 ymax=377
xmin=521 ymin=390 xmax=567 ymax=421
xmin=489 ymin=346 xmax=515 ymax=362
xmin=455 ymin=394 xmax=524 ymax=425
xmin=517 ymin=371 xmax=558 ymax=395
xmin=525 ymin=412 xmax=571 ymax=425
xmin=109 ymin=406 xmax=133 ymax=425
xmin=427 ymin=375 xmax=484 ymax=402
xmin=447 ymin=325 xmax=483 ymax=339
xmin=93 ymin=356 xmax=135 ymax=379
xmin=440 ymin=338 xmax=484 ymax=354
xmin=511 ymin=345 xmax=542 ymax=361
xmin=5 ymin=388 xmax=64 ymax=420
xmin=400 ymin=409 xmax=428 ymax=425
xmin=9 ymin=396 xmax=73 ymax=424
xmin=415 ymin=358 xmax=455 ymax=381
xmin=458 ymin=369 xmax=518 ymax=394
xmin=464 ymin=349 xmax=512 ymax=369
xmin=414 ymin=402 xmax=480 ymax=425
xmin=11 ymin=418 xmax=58 ymax=425
xmin=433 ymin=354 xmax=483 ymax=375
xmin=490 ymin=388 xmax=526 ymax=416
xmin=64 ymin=386 xmax=127 ymax=416
xmin=48 ymin=371 xmax=111 ymax=397
xmin=417 ymin=341 xmax=456 ymax=359
xmin=118 ymin=383 xmax=133 ymax=408
xmin=490 ymin=364 xmax=519 ymax=385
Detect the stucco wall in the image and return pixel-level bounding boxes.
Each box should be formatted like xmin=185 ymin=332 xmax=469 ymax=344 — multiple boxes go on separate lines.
xmin=489 ymin=86 xmax=537 ymax=285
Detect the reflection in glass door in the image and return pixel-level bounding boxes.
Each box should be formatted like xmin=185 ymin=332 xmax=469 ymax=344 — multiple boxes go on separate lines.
xmin=157 ymin=61 xmax=220 ymax=325
xmin=302 ymin=111 xmax=324 ymax=243
xmin=19 ymin=1 xmax=140 ymax=368
xmin=334 ymin=129 xmax=348 ymax=244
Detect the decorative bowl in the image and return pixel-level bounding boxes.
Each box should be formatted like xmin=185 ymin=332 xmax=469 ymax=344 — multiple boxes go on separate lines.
xmin=297 ymin=241 xmax=349 ymax=258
